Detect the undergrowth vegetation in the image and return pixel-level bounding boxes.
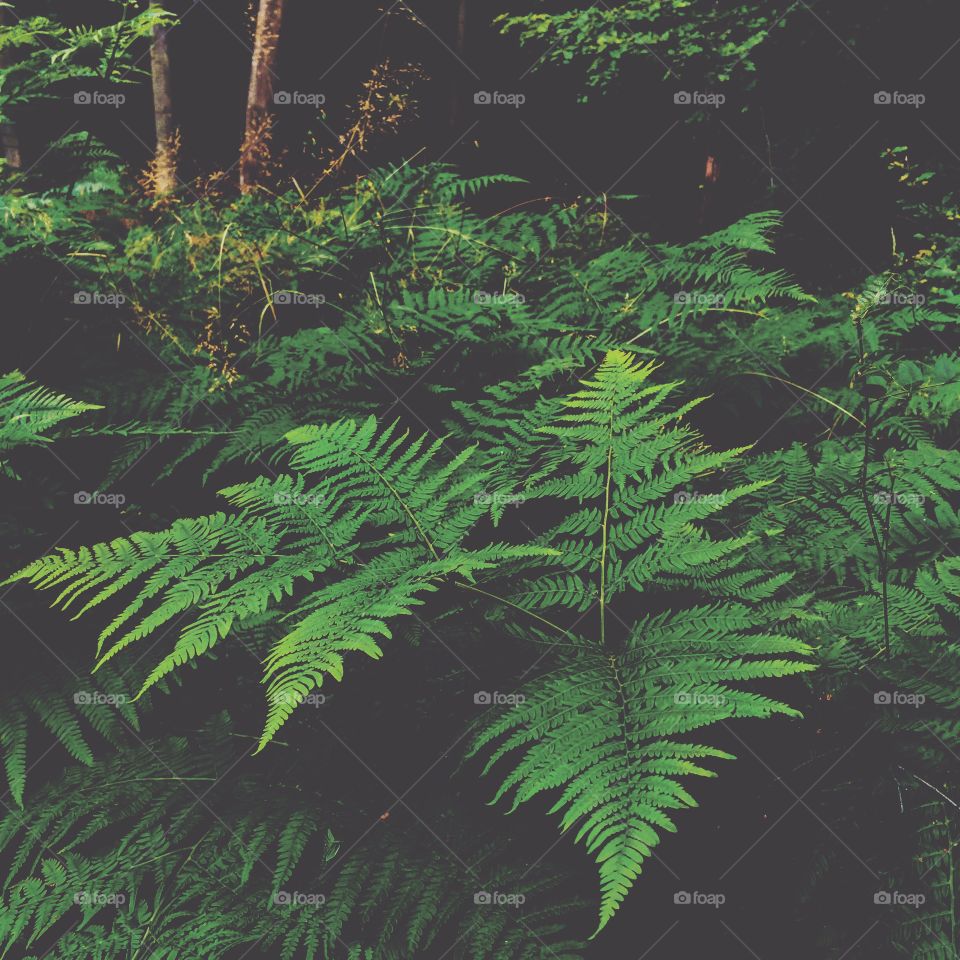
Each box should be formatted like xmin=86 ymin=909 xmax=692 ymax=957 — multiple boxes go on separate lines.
xmin=0 ymin=1 xmax=959 ymax=957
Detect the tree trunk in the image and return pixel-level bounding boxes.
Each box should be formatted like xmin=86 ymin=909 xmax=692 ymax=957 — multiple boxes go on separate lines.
xmin=239 ymin=0 xmax=286 ymax=193
xmin=0 ymin=8 xmax=21 ymax=171
xmin=149 ymin=4 xmax=176 ymax=195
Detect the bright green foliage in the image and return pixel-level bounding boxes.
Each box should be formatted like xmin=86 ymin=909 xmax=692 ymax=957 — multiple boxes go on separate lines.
xmin=467 ymin=352 xmax=813 ymax=932
xmin=8 ymin=351 xmax=811 ymax=928
xmin=0 ymin=0 xmax=956 ymax=953
xmin=0 ymin=370 xmax=99 ymax=478
xmin=7 ymin=415 xmax=551 ymax=751
xmin=497 ymin=0 xmax=794 ymax=94
xmin=6 ymin=154 xmax=955 ymax=948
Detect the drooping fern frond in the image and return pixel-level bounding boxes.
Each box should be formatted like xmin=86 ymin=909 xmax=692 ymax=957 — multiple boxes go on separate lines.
xmin=7 ymin=416 xmax=550 ymax=751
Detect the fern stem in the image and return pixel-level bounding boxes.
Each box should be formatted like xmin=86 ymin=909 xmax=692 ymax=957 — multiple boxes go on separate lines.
xmin=607 ymin=656 xmax=634 ymax=757
xmin=898 ymin=767 xmax=960 ymax=810
xmin=853 ymin=310 xmax=891 ymax=657
xmin=742 ymin=370 xmax=865 ymax=427
xmin=599 ymin=414 xmax=615 ymax=648
xmin=353 ymin=440 xmax=441 ymax=561
xmin=950 ymin=809 xmax=958 ymax=955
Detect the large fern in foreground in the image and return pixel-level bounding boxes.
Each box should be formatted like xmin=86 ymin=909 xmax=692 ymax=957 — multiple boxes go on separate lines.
xmin=467 ymin=351 xmax=815 ymax=933
xmin=7 ymin=416 xmax=547 ymax=751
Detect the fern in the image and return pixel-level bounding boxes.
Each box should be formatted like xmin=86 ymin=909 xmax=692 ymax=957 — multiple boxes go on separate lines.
xmin=8 ymin=416 xmax=551 ymax=751
xmin=15 ymin=164 xmax=808 ymax=489
xmin=1 ymin=0 xmax=959 ymax=953
xmin=0 ymin=717 xmax=584 ymax=959
xmin=467 ymin=351 xmax=813 ymax=933
xmin=0 ymin=371 xmax=99 ymax=478
xmin=0 ymin=662 xmax=141 ymax=808
xmin=5 ymin=350 xmax=814 ymax=934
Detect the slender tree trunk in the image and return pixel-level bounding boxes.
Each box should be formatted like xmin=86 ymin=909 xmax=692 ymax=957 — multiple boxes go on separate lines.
xmin=0 ymin=8 xmax=21 ymax=171
xmin=449 ymin=0 xmax=468 ymax=126
xmin=239 ymin=0 xmax=285 ymax=193
xmin=149 ymin=3 xmax=176 ymax=195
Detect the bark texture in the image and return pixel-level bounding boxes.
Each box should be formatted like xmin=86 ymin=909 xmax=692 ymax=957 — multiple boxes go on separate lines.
xmin=239 ymin=0 xmax=286 ymax=193
xmin=150 ymin=6 xmax=176 ymax=195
